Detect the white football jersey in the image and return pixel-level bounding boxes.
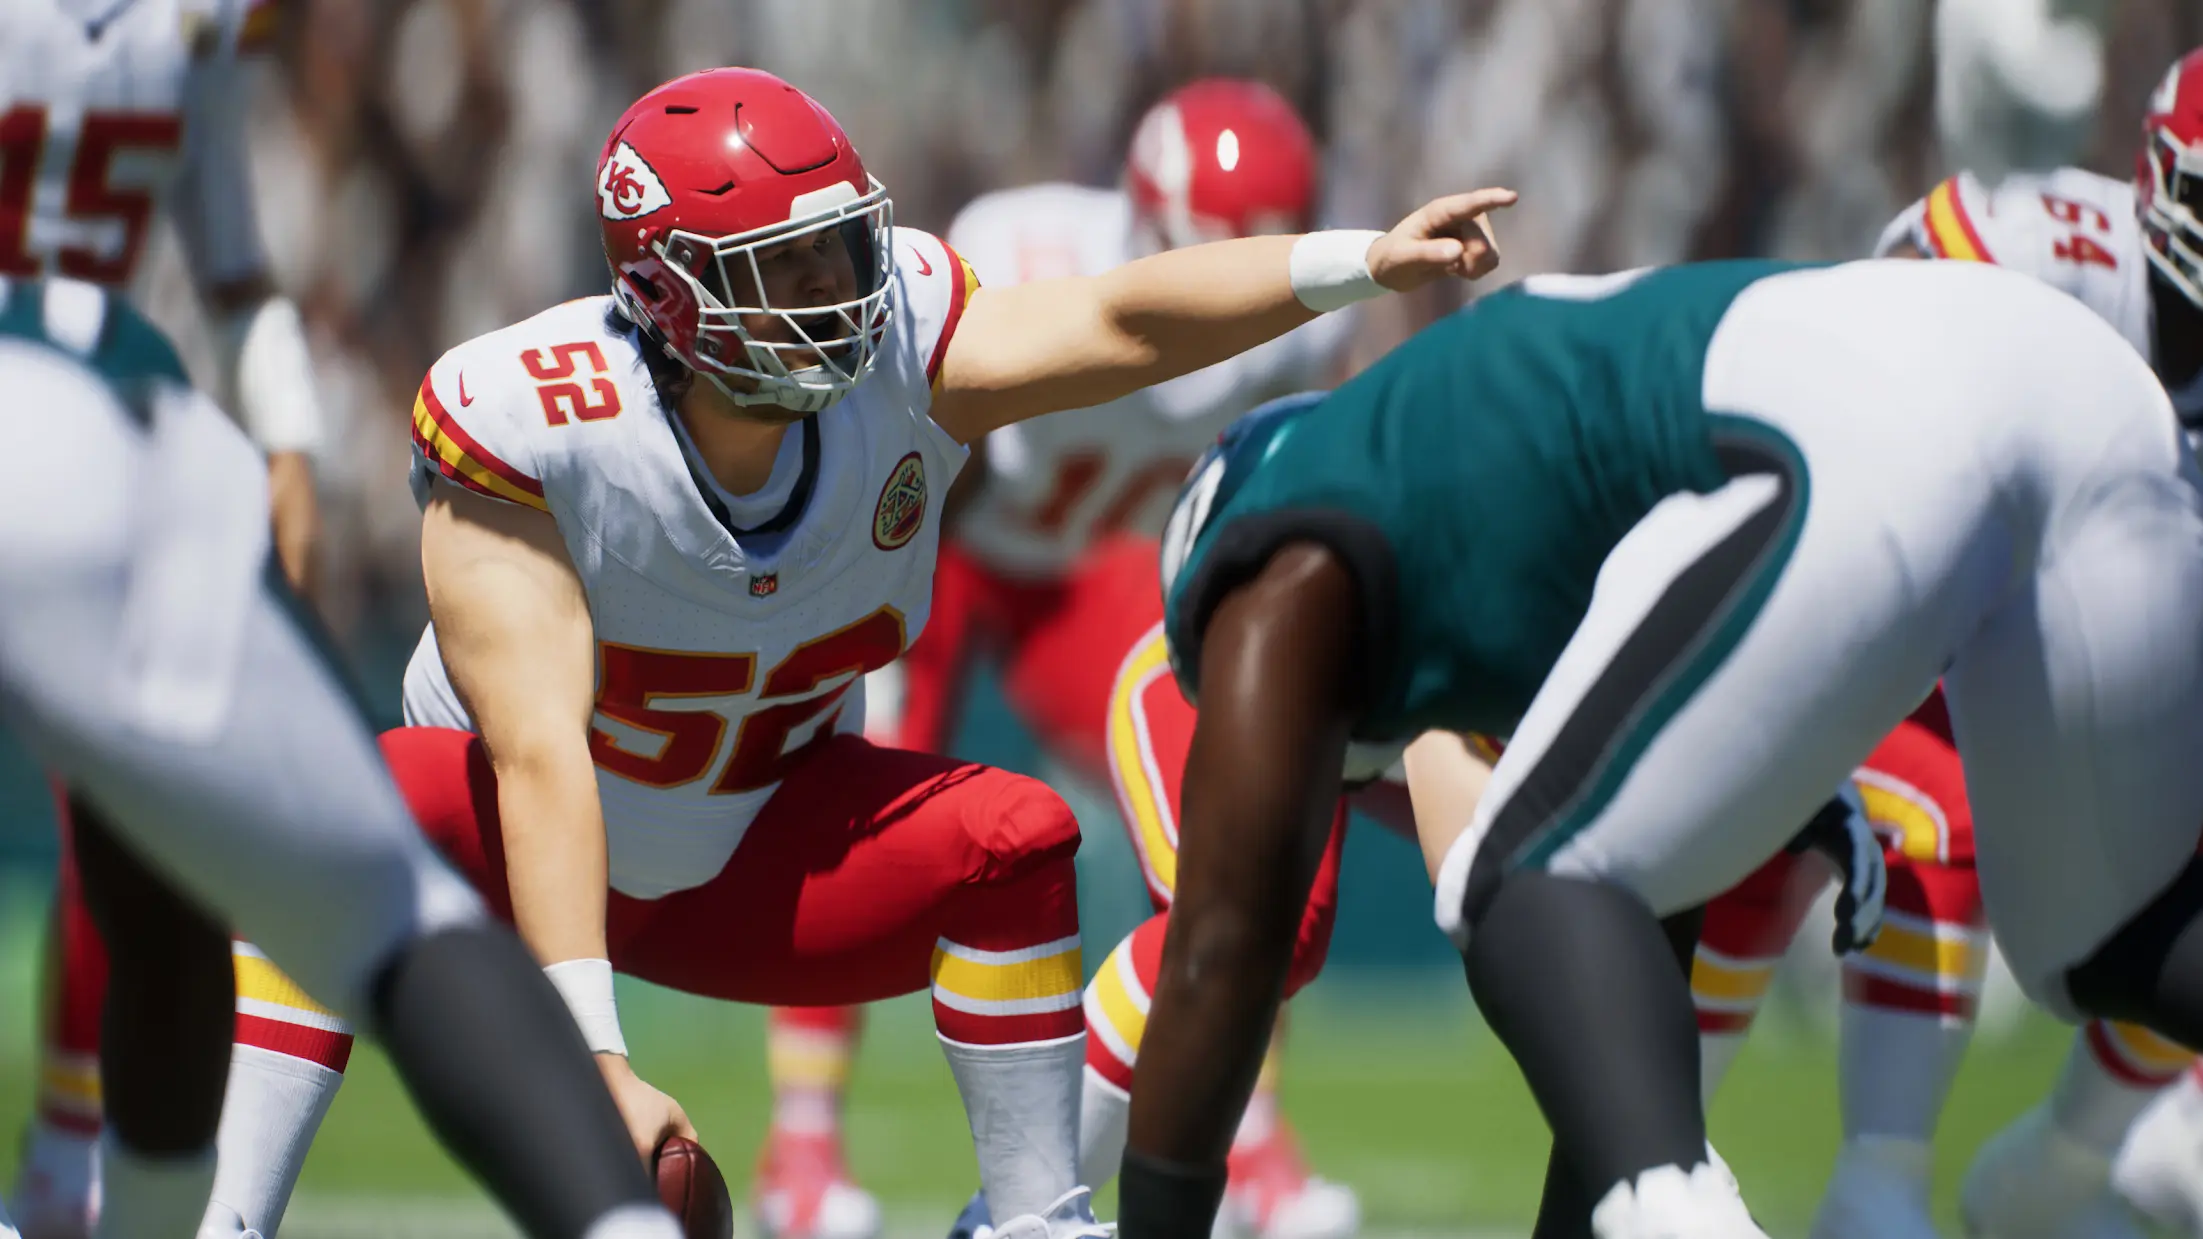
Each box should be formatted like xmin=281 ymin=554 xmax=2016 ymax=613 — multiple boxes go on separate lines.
xmin=0 ymin=0 xmax=271 ymax=289
xmin=1878 ymin=168 xmax=2153 ymax=360
xmin=400 ymin=227 xmax=978 ymax=899
xmin=946 ymin=183 xmax=1347 ymax=576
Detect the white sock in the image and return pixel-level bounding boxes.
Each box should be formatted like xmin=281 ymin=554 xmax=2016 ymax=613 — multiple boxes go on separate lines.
xmin=2052 ymin=1031 xmax=2169 ymax=1155
xmin=581 ymin=1202 xmax=685 ymax=1239
xmin=203 ymin=1044 xmax=344 ymax=1233
xmin=1077 ymin=1066 xmax=1130 ymax=1190
xmin=95 ymin=1135 xmax=215 ymax=1239
xmin=940 ymin=1033 xmax=1084 ymax=1222
xmin=0 ymin=1189 xmax=21 ymax=1239
xmin=1838 ymin=1003 xmax=1974 ymax=1143
xmin=1699 ymin=1032 xmax=1748 ymax=1107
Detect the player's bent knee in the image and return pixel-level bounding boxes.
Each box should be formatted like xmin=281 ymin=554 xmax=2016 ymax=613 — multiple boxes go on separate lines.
xmin=289 ymin=848 xmax=487 ymax=1022
xmin=959 ymin=767 xmax=1082 ymax=876
xmin=2065 ymin=854 xmax=2203 ymax=1037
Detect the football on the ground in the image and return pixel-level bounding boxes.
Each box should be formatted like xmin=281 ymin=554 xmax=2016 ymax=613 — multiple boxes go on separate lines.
xmin=654 ymin=1135 xmax=734 ymax=1239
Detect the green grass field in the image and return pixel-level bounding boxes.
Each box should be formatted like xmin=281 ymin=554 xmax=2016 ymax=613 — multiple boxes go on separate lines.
xmin=0 ymin=708 xmax=2127 ymax=1238
xmin=178 ymin=974 xmax=2077 ymax=1238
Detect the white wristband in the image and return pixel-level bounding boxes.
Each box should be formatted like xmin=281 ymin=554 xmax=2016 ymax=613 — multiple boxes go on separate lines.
xmin=543 ymin=958 xmax=628 ymax=1057
xmin=220 ymin=297 xmax=327 ymax=455
xmin=1288 ymin=229 xmax=1386 ymax=313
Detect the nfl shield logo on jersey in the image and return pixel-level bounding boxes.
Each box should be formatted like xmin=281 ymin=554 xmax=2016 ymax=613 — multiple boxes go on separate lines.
xmin=873 ymin=453 xmax=927 ymax=550
xmin=599 ymin=142 xmax=672 ymax=221
xmin=749 ymin=572 xmax=778 ymax=598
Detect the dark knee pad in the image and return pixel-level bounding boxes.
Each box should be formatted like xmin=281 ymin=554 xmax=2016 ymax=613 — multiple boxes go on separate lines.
xmin=2066 ymin=853 xmax=2203 ymax=1046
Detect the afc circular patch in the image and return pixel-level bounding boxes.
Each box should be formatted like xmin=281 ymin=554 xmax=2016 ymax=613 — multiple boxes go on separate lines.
xmin=872 ymin=452 xmax=927 ymax=551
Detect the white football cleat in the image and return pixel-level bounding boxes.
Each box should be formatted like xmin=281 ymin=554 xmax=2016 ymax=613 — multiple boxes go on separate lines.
xmin=2113 ymin=1070 xmax=2203 ymax=1235
xmin=986 ymin=1188 xmax=1113 ymax=1239
xmin=10 ymin=1123 xmax=98 ymax=1239
xmin=1810 ymin=1137 xmax=1938 ymax=1239
xmin=1590 ymin=1161 xmax=1768 ymax=1239
xmin=1961 ymin=1105 xmax=2145 ymax=1239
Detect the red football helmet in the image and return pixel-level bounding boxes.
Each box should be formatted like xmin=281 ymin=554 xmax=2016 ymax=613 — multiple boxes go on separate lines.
xmin=596 ymin=68 xmax=895 ymax=414
xmin=2140 ymin=48 xmax=2203 ymax=310
xmin=1124 ymin=79 xmax=1319 ymax=253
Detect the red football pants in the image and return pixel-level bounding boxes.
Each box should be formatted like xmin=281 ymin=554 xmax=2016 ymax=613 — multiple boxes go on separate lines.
xmin=379 ymin=727 xmax=1085 ymax=1044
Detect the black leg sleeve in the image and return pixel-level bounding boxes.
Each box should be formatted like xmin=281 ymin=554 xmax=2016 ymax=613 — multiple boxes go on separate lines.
xmin=1466 ymin=873 xmax=1708 ymax=1206
xmin=370 ymin=925 xmax=657 ymax=1239
xmin=71 ymin=793 xmax=233 ymax=1156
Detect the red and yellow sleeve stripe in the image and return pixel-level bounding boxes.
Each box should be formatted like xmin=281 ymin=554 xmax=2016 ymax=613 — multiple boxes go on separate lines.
xmin=926 ymin=241 xmax=983 ymax=391
xmin=1107 ymin=628 xmax=1181 ymax=900
xmin=1922 ymin=178 xmax=1995 ymax=263
xmin=411 ymin=374 xmax=549 ymax=512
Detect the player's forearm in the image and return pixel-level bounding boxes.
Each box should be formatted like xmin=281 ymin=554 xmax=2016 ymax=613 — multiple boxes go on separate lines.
xmin=1404 ymin=731 xmax=1494 ymax=882
xmin=488 ymin=741 xmax=614 ymax=968
xmin=935 ymin=232 xmax=1367 ymax=436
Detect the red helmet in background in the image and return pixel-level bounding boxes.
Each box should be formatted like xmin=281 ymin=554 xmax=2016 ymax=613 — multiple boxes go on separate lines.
xmin=597 ymin=68 xmax=895 ymax=414
xmin=1124 ymin=79 xmax=1319 ymax=253
xmin=2139 ymin=48 xmax=2203 ymax=310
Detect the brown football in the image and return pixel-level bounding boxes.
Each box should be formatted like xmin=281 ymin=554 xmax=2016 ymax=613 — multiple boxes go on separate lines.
xmin=653 ymin=1135 xmax=734 ymax=1239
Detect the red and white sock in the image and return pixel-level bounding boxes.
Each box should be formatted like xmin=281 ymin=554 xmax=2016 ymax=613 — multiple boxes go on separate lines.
xmin=2058 ymin=1021 xmax=2194 ymax=1154
xmin=765 ymin=1007 xmax=861 ymax=1140
xmin=206 ymin=942 xmax=352 ymax=1236
xmin=932 ymin=857 xmax=1086 ymax=1222
xmin=1693 ymin=849 xmax=1825 ymax=1102
xmin=1078 ymin=914 xmax=1165 ymax=1187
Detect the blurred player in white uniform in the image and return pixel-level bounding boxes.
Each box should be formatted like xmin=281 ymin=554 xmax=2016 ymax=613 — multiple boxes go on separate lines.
xmin=0 ymin=3 xmax=334 ymax=1233
xmin=760 ymin=80 xmax=1358 ymax=1239
xmin=1675 ymin=46 xmax=2203 ymax=1239
xmin=0 ymin=275 xmax=683 ymax=1239
xmin=174 ymin=65 xmax=1511 ymax=1239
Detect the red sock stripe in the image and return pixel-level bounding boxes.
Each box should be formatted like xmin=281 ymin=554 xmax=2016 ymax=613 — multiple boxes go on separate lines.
xmin=1843 ymin=971 xmax=1975 ymax=1020
xmin=236 ymin=1013 xmax=354 ymax=1073
xmin=34 ymin=1104 xmax=101 ymax=1136
xmin=2087 ymin=1020 xmax=2190 ymax=1089
xmin=1698 ymin=1010 xmax=1755 ymax=1035
xmin=932 ymin=1003 xmax=1084 ymax=1047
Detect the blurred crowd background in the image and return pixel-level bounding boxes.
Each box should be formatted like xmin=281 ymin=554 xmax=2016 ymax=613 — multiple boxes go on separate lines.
xmin=121 ymin=0 xmax=2202 ymax=691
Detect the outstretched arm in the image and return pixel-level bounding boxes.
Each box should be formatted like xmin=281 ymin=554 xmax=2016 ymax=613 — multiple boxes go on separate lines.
xmin=930 ymin=190 xmax=1515 ymax=441
xmin=1119 ymin=544 xmax=1361 ymax=1236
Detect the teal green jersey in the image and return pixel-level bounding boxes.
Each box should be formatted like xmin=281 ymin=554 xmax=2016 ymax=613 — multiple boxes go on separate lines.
xmin=0 ymin=278 xmax=190 ymax=420
xmin=1160 ymin=260 xmax=1816 ymax=743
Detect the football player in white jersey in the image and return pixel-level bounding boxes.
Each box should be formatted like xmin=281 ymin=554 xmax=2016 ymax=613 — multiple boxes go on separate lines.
xmin=1666 ymin=45 xmax=2203 ymax=1239
xmin=754 ymin=80 xmax=1358 ymax=1239
xmin=182 ymin=66 xmax=1514 ymax=1239
xmin=0 ymin=275 xmax=685 ymax=1239
xmin=0 ymin=3 xmax=335 ymax=1232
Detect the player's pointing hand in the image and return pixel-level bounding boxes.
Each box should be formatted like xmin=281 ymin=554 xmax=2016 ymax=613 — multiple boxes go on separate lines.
xmin=1369 ymin=188 xmax=1518 ymax=290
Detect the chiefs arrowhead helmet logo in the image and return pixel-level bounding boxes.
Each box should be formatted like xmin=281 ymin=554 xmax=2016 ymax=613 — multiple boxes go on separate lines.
xmin=599 ymin=141 xmax=673 ymax=222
